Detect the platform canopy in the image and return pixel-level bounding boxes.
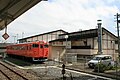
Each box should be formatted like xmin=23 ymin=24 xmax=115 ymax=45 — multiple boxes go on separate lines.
xmin=0 ymin=0 xmax=44 ymax=30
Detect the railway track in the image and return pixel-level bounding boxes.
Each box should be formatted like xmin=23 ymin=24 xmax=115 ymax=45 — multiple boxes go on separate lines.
xmin=0 ymin=61 xmax=28 ymax=80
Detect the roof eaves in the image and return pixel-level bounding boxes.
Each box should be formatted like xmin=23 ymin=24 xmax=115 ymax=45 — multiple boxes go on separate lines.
xmin=102 ymin=28 xmax=117 ymax=39
xmin=18 ymin=29 xmax=67 ymax=40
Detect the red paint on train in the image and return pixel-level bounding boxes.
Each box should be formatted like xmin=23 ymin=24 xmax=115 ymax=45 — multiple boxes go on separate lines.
xmin=6 ymin=41 xmax=49 ymax=61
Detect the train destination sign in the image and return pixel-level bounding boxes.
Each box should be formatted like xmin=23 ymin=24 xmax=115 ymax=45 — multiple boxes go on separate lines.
xmin=2 ymin=33 xmax=9 ymax=40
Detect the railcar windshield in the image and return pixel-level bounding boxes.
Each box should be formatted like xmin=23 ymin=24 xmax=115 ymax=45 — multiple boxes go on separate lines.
xmin=32 ymin=44 xmax=39 ymax=48
xmin=40 ymin=45 xmax=43 ymax=48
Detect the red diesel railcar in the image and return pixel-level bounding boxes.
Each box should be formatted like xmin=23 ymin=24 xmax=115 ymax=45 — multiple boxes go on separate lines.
xmin=6 ymin=41 xmax=49 ymax=62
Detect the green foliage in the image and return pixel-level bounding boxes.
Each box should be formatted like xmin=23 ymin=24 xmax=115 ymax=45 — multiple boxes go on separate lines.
xmin=118 ymin=57 xmax=120 ymax=61
xmin=111 ymin=65 xmax=120 ymax=70
xmin=94 ymin=63 xmax=106 ymax=73
xmin=106 ymin=64 xmax=113 ymax=70
xmin=94 ymin=62 xmax=114 ymax=73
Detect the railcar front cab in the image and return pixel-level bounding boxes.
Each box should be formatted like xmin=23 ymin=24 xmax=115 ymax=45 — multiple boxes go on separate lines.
xmin=32 ymin=41 xmax=49 ymax=62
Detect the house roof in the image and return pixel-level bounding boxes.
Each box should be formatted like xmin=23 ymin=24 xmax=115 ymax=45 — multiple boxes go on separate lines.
xmin=102 ymin=28 xmax=117 ymax=39
xmin=49 ymin=27 xmax=117 ymax=42
xmin=18 ymin=29 xmax=68 ymax=40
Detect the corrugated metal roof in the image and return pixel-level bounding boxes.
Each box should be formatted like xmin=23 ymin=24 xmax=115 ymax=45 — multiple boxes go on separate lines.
xmin=18 ymin=29 xmax=68 ymax=40
xmin=50 ymin=28 xmax=117 ymax=42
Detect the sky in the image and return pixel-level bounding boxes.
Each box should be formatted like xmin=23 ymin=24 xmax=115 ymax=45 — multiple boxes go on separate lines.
xmin=0 ymin=0 xmax=120 ymax=43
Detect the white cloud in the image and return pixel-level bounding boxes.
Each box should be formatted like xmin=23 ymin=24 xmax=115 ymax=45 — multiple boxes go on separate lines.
xmin=0 ymin=0 xmax=120 ymax=42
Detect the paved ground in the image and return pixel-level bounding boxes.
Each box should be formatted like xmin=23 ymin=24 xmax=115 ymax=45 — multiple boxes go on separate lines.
xmin=30 ymin=66 xmax=112 ymax=80
xmin=65 ymin=62 xmax=120 ymax=80
xmin=2 ymin=57 xmax=120 ymax=80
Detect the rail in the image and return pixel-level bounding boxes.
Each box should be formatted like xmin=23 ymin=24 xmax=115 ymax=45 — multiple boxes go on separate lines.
xmin=0 ymin=61 xmax=28 ymax=80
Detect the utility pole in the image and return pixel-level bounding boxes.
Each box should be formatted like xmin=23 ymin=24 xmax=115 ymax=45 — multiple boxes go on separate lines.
xmin=22 ymin=32 xmax=24 ymax=38
xmin=65 ymin=35 xmax=68 ymax=64
xmin=115 ymin=13 xmax=120 ymax=80
xmin=116 ymin=13 xmax=120 ymax=58
xmin=97 ymin=20 xmax=102 ymax=55
xmin=12 ymin=36 xmax=16 ymax=43
xmin=16 ymin=34 xmax=18 ymax=43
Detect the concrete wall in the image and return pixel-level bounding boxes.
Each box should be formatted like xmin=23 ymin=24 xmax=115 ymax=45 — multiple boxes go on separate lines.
xmin=49 ymin=46 xmax=65 ymax=60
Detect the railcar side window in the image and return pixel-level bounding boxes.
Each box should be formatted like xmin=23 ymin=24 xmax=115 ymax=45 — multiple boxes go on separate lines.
xmin=32 ymin=44 xmax=39 ymax=48
xmin=44 ymin=45 xmax=48 ymax=48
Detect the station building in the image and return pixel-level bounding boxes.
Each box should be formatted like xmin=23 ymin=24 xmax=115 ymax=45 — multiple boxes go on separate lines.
xmin=49 ymin=28 xmax=118 ymax=62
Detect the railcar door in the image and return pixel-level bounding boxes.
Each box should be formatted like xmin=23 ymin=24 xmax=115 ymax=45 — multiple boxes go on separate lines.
xmin=39 ymin=44 xmax=44 ymax=57
xmin=43 ymin=44 xmax=49 ymax=59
